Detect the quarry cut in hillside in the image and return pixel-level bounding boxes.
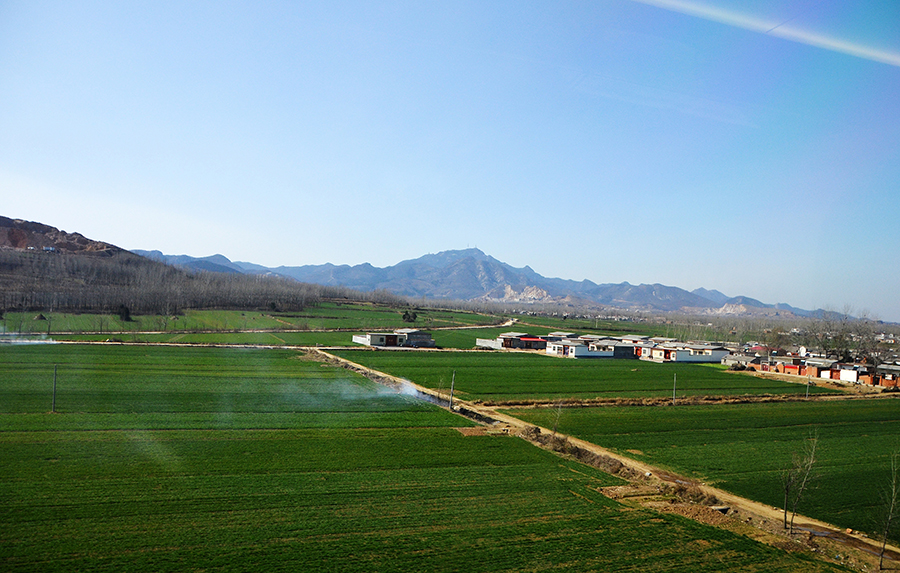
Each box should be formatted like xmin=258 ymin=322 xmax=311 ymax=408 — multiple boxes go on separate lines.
xmin=0 ymin=216 xmax=121 ymax=255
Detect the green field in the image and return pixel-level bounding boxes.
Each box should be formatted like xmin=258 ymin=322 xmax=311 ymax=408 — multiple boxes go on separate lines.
xmin=52 ymin=330 xmax=359 ymax=346
xmin=505 ymin=399 xmax=900 ymax=541
xmin=509 ymin=315 xmax=668 ymax=338
xmin=0 ymin=344 xmax=847 ymax=571
xmin=430 ymin=326 xmax=519 ymax=349
xmin=50 ymin=327 xmax=506 ymax=348
xmin=3 ymin=303 xmax=498 ymax=336
xmin=329 ymin=350 xmax=836 ymax=401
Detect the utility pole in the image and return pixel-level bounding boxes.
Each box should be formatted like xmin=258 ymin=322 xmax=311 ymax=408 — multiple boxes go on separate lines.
xmin=806 ymin=372 xmax=811 ymax=399
xmin=52 ymin=365 xmax=57 ymax=413
xmin=449 ymin=370 xmax=455 ymax=409
xmin=672 ymin=373 xmax=677 ymax=406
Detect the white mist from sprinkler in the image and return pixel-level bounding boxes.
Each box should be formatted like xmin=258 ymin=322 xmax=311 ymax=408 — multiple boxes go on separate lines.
xmin=0 ymin=326 xmax=58 ymax=345
xmin=126 ymin=431 xmax=182 ymax=472
xmin=397 ymin=379 xmax=419 ymax=397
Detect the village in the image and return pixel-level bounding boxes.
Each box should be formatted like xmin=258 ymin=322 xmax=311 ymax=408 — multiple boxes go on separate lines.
xmin=353 ymin=327 xmax=900 ymax=389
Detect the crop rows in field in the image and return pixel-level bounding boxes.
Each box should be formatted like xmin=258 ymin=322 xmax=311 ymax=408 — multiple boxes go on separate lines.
xmin=0 ymin=345 xmax=448 ymax=419
xmin=505 ymin=399 xmax=900 ymax=541
xmin=511 ymin=314 xmax=668 ymax=337
xmin=0 ymin=345 xmax=847 ymax=571
xmin=330 ymin=350 xmax=836 ymax=400
xmin=4 ymin=303 xmax=497 ymax=337
xmin=1 ymin=424 xmax=843 ymax=572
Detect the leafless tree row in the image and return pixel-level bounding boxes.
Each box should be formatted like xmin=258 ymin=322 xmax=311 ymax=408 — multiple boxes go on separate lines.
xmin=0 ymin=250 xmax=332 ymax=314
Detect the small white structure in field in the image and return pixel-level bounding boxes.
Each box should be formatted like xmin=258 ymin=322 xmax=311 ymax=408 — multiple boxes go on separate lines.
xmin=352 ymin=329 xmax=435 ymax=348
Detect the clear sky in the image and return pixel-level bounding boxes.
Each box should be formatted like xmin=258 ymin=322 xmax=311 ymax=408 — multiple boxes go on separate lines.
xmin=2 ymin=1 xmax=898 ymax=321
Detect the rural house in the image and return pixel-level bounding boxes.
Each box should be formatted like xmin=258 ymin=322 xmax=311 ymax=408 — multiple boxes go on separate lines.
xmin=476 ymin=332 xmax=547 ymax=350
xmin=546 ymin=337 xmax=638 ymax=359
xmin=643 ymin=343 xmax=730 ymax=363
xmin=352 ymin=329 xmax=435 ymax=348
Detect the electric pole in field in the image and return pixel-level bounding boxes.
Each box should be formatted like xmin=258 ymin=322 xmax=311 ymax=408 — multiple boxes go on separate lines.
xmin=672 ymin=372 xmax=677 ymax=406
xmin=449 ymin=370 xmax=455 ymax=409
xmin=52 ymin=365 xmax=58 ymax=413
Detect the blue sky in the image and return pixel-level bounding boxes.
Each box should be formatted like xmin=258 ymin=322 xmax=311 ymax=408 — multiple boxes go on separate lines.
xmin=2 ymin=1 xmax=898 ymax=320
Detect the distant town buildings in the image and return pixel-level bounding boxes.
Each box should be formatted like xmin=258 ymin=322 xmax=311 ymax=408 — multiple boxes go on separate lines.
xmin=352 ymin=325 xmax=900 ymax=389
xmin=476 ymin=332 xmax=727 ymax=363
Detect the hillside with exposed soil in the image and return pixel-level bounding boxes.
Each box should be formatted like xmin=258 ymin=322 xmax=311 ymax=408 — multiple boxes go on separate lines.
xmin=0 ymin=216 xmax=122 ymax=255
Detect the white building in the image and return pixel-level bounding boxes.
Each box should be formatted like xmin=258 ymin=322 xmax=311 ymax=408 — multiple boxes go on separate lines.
xmin=643 ymin=343 xmax=730 ymax=363
xmin=546 ymin=338 xmax=633 ymax=359
xmin=476 ymin=332 xmax=547 ymax=350
xmin=352 ymin=329 xmax=434 ymax=348
xmin=546 ymin=339 xmax=595 ymax=358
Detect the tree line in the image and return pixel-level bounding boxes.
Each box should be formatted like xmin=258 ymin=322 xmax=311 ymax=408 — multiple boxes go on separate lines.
xmin=0 ymin=249 xmax=401 ymax=315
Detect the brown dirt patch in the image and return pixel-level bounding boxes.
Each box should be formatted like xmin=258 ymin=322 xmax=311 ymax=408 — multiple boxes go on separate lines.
xmin=455 ymin=427 xmax=488 ymax=436
xmin=659 ymin=502 xmax=732 ymax=527
xmin=478 ymin=393 xmax=886 ymax=409
xmin=456 ymin=425 xmax=513 ymax=436
xmin=600 ymin=484 xmax=660 ymax=500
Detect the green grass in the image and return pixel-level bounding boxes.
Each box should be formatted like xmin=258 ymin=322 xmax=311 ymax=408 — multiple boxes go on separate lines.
xmin=508 ymin=314 xmax=668 ymax=338
xmin=430 ymin=326 xmax=520 ymax=349
xmin=1 ymin=427 xmax=842 ymax=572
xmin=0 ymin=345 xmax=848 ymax=572
xmin=2 ymin=303 xmax=498 ymax=336
xmin=0 ymin=345 xmax=438 ymax=416
xmin=329 ymin=350 xmax=837 ymax=401
xmin=46 ymin=331 xmax=360 ymax=346
xmin=505 ymin=399 xmax=900 ymax=541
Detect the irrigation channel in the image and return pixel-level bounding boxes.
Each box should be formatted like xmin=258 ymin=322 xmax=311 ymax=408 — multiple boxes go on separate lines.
xmin=319 ymin=348 xmax=900 ymax=569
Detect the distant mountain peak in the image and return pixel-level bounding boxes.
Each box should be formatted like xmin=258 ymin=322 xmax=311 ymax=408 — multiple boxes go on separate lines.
xmin=402 ymin=248 xmax=492 ymax=269
xmin=692 ymin=287 xmax=730 ymax=305
xmin=131 ymin=245 xmax=818 ymax=317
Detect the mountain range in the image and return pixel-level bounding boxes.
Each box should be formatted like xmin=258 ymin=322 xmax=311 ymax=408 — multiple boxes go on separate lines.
xmin=133 ymin=248 xmax=816 ymax=317
xmin=0 ymin=215 xmax=820 ymax=317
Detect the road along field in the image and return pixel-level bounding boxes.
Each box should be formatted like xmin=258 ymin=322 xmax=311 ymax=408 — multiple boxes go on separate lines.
xmin=329 ymin=349 xmax=838 ymax=401
xmin=0 ymin=344 xmax=850 ymax=572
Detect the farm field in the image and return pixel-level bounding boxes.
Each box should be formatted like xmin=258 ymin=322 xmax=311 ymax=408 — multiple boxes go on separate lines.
xmin=429 ymin=326 xmax=518 ymax=349
xmin=329 ymin=350 xmax=837 ymax=401
xmin=510 ymin=314 xmax=668 ymax=338
xmin=2 ymin=303 xmax=499 ymax=336
xmin=505 ymin=399 xmax=900 ymax=542
xmin=49 ymin=326 xmax=510 ymax=348
xmin=53 ymin=330 xmax=358 ymax=346
xmin=0 ymin=344 xmax=848 ymax=572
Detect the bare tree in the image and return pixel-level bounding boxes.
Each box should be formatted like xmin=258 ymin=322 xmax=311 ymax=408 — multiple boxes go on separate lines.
xmin=781 ymin=431 xmax=819 ymax=534
xmin=552 ymin=400 xmax=563 ymax=435
xmin=879 ymin=450 xmax=900 ymax=570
